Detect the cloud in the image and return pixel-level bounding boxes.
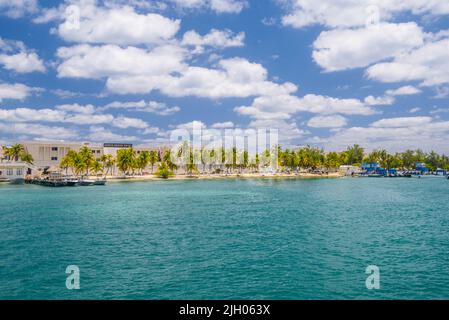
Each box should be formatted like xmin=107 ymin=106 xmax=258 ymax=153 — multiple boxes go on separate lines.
xmin=308 ymin=115 xmax=348 ymax=128
xmin=56 ymin=44 xmax=186 ymax=79
xmin=111 ymin=116 xmax=149 ymax=129
xmin=317 ymin=117 xmax=449 ymax=152
xmin=281 ymin=0 xmax=449 ymax=29
xmin=105 ymin=57 xmax=298 ymax=98
xmin=0 ymin=0 xmax=38 ymax=18
xmin=175 ymin=120 xmax=207 ymax=130
xmin=312 ymin=23 xmax=424 ymax=72
xmin=103 ymin=100 xmax=180 ymax=116
xmin=87 ymin=126 xmax=137 ymax=142
xmin=211 ymin=121 xmax=234 ymax=129
xmin=0 ymin=37 xmax=45 ymax=73
xmin=235 ymin=94 xmax=375 ymax=123
xmin=364 ymin=95 xmax=395 ymax=106
xmin=0 ymin=83 xmax=40 ymax=102
xmin=0 ymin=106 xmax=153 ymax=130
xmin=56 ymin=103 xmax=96 ymax=114
xmin=54 ymin=1 xmax=180 ymax=45
xmin=170 ymin=0 xmax=247 ymax=13
xmin=385 ymin=85 xmax=422 ymax=96
xmin=0 ymin=122 xmax=78 ymax=140
xmin=366 ymin=38 xmax=449 ymax=87
xmin=370 ymin=116 xmax=433 ymax=128
xmin=182 ymin=29 xmax=245 ymax=52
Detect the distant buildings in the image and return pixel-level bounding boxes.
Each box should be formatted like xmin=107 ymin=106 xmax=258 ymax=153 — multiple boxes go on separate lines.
xmin=1 ymin=141 xmax=163 ymax=171
xmin=0 ymin=162 xmax=32 ymax=183
xmin=415 ymin=162 xmax=429 ymax=174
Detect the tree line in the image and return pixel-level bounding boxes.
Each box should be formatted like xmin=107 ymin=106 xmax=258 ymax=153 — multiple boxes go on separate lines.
xmin=2 ymin=143 xmax=448 ymax=178
xmin=1 ymin=144 xmax=34 ymax=164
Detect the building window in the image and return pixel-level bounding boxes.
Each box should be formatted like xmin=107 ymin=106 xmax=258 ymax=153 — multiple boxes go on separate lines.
xmin=51 ymin=147 xmax=58 ymax=151
xmin=51 ymin=157 xmax=58 ymax=161
xmin=7 ymin=169 xmax=13 ymax=175
xmin=16 ymin=169 xmax=23 ymax=176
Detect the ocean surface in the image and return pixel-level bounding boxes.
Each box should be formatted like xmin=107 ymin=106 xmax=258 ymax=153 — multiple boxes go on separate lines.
xmin=1 ymin=177 xmax=449 ymax=300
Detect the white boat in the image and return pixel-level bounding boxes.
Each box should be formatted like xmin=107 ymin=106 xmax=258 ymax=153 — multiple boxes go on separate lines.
xmin=93 ymin=179 xmax=107 ymax=186
xmin=9 ymin=178 xmax=25 ymax=184
xmin=0 ymin=177 xmax=10 ymax=184
xmin=79 ymin=179 xmax=95 ymax=186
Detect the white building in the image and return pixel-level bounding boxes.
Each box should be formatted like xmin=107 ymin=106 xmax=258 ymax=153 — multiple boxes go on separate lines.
xmin=21 ymin=141 xmax=103 ymax=169
xmin=339 ymin=165 xmax=362 ymax=176
xmin=0 ymin=162 xmax=32 ymax=183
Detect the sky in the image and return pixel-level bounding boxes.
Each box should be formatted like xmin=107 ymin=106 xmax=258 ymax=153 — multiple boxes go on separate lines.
xmin=1 ymin=0 xmax=449 ymax=152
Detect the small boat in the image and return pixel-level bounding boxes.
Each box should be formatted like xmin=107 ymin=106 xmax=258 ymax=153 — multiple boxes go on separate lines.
xmin=93 ymin=179 xmax=107 ymax=186
xmin=79 ymin=179 xmax=95 ymax=186
xmin=9 ymin=178 xmax=25 ymax=184
xmin=0 ymin=177 xmax=10 ymax=184
xmin=65 ymin=179 xmax=79 ymax=186
xmin=368 ymin=173 xmax=384 ymax=178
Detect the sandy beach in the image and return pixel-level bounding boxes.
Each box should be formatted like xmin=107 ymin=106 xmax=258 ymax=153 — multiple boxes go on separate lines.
xmin=106 ymin=172 xmax=343 ymax=182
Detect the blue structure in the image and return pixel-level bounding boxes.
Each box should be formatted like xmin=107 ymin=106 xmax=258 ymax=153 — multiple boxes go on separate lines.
xmin=415 ymin=162 xmax=429 ymax=174
xmin=361 ymin=162 xmax=380 ymax=172
xmin=436 ymin=168 xmax=447 ymax=176
xmin=361 ymin=162 xmax=387 ymax=175
xmin=388 ymin=169 xmax=398 ymax=175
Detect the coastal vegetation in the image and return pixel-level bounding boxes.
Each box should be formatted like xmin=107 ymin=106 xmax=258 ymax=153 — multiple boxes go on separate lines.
xmin=2 ymin=143 xmax=449 ymax=178
xmin=1 ymin=144 xmax=34 ymax=164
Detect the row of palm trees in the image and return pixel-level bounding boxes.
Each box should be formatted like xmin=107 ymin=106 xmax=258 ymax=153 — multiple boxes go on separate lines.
xmin=60 ymin=146 xmax=159 ymax=177
xmin=3 ymin=143 xmax=448 ymax=177
xmin=279 ymin=145 xmax=449 ymax=171
xmin=56 ymin=144 xmax=449 ymax=177
xmin=1 ymin=144 xmax=34 ymax=164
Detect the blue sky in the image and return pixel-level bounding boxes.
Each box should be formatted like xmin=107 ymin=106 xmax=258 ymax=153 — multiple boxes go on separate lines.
xmin=1 ymin=0 xmax=449 ymax=152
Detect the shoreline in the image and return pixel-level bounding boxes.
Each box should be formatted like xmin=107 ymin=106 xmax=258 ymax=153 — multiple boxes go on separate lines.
xmin=105 ymin=172 xmax=343 ymax=182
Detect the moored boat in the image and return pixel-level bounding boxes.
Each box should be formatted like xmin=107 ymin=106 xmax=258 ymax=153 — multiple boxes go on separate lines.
xmin=79 ymin=179 xmax=95 ymax=186
xmin=0 ymin=177 xmax=10 ymax=184
xmin=9 ymin=178 xmax=25 ymax=184
xmin=65 ymin=179 xmax=79 ymax=186
xmin=93 ymin=179 xmax=107 ymax=186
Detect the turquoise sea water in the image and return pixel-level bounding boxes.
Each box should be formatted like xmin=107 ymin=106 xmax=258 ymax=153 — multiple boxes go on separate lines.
xmin=1 ymin=177 xmax=449 ymax=300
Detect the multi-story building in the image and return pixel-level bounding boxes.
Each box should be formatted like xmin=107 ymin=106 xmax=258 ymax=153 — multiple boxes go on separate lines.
xmin=21 ymin=141 xmax=103 ymax=169
xmin=17 ymin=141 xmax=164 ymax=170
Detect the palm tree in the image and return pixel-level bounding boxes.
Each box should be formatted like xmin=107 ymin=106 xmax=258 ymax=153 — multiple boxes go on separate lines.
xmin=60 ymin=156 xmax=71 ymax=175
xmin=100 ymin=154 xmax=115 ymax=176
xmin=149 ymin=150 xmax=158 ymax=173
xmin=156 ymin=162 xmax=174 ymax=179
xmin=136 ymin=151 xmax=151 ymax=175
xmin=6 ymin=144 xmax=25 ymax=161
xmin=346 ymin=144 xmax=365 ymax=165
xmin=78 ymin=146 xmax=95 ymax=175
xmin=19 ymin=151 xmax=34 ymax=165
xmin=116 ymin=148 xmax=136 ymax=175
xmin=92 ymin=160 xmax=104 ymax=176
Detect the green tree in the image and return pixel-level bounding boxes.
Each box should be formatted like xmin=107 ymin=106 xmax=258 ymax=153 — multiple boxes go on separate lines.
xmin=136 ymin=151 xmax=151 ymax=175
xmin=156 ymin=162 xmax=174 ymax=179
xmin=78 ymin=146 xmax=95 ymax=175
xmin=346 ymin=144 xmax=365 ymax=165
xmin=100 ymin=154 xmax=115 ymax=176
xmin=149 ymin=150 xmax=159 ymax=173
xmin=4 ymin=144 xmax=25 ymax=161
xmin=92 ymin=160 xmax=104 ymax=175
xmin=116 ymin=148 xmax=136 ymax=175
